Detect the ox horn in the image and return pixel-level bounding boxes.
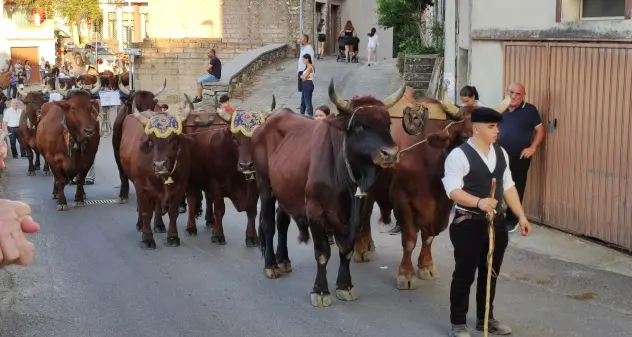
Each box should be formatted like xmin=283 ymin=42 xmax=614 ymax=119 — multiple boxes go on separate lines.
xmin=154 ymin=78 xmax=167 ymax=98
xmin=381 ymin=84 xmax=407 ymax=109
xmin=118 ymin=75 xmax=131 ymax=95
xmin=55 ymin=77 xmax=69 ymax=98
xmin=131 ymin=96 xmax=150 ymax=126
xmin=179 ymin=93 xmax=193 ymax=121
xmin=270 ymin=94 xmax=276 ymax=112
xmin=17 ymin=85 xmax=27 ymax=98
xmin=496 ymin=95 xmax=511 ymax=113
xmin=328 ymin=78 xmax=347 ymax=112
xmin=90 ymin=76 xmax=102 ymax=94
xmin=441 ymin=87 xmax=461 ymax=118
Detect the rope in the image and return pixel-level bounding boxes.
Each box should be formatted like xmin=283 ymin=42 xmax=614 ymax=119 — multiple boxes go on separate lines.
xmin=483 ymin=177 xmax=497 ymax=337
xmin=396 ymin=119 xmax=463 ymax=156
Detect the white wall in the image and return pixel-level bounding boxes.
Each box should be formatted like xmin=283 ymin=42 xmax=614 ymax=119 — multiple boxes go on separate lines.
xmin=0 ymin=18 xmax=56 ymax=68
xmin=469 ymin=40 xmax=503 ymax=106
xmin=341 ymin=0 xmax=394 ymax=60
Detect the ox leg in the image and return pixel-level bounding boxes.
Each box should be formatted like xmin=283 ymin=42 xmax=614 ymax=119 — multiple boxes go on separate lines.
xmin=258 ymin=182 xmax=281 ymax=279
xmin=274 ymin=207 xmax=292 ymax=273
xmin=51 ymin=168 xmax=69 ymax=211
xmin=211 ymin=196 xmax=226 ymax=245
xmin=185 ymin=188 xmax=202 ymax=236
xmin=52 ymin=175 xmax=58 ymax=200
xmin=244 ymin=204 xmax=259 ymax=247
xmin=417 ymin=201 xmax=450 ymax=280
xmin=354 ymin=196 xmax=375 ymax=263
xmin=164 ymin=197 xmax=182 ymax=247
xmin=43 ymin=160 xmax=50 ymax=176
xmin=395 ymin=199 xmax=421 ymax=290
xmin=26 ymin=146 xmax=36 ymax=176
xmin=309 ymin=222 xmax=333 ymax=307
xmin=73 ymin=172 xmax=87 ymax=208
xmin=34 ymin=150 xmax=41 ymax=170
xmin=334 ymin=232 xmax=358 ymax=302
xmin=204 ymin=192 xmax=214 ymax=228
xmin=138 ymin=191 xmax=157 ymax=249
xmin=417 ymin=228 xmax=438 ymax=280
xmin=153 ymin=202 xmax=166 ymax=233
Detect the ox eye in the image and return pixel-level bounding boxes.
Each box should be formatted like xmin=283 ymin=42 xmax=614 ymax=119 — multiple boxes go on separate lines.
xmin=354 ymin=125 xmax=364 ymax=133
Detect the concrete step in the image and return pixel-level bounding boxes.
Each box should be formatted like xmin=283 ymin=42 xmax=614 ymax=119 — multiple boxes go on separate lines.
xmin=404 ymin=80 xmax=430 ymax=90
xmin=403 ymin=55 xmax=437 ymax=66
xmin=403 ymin=64 xmax=434 ymax=73
xmin=403 ymin=72 xmax=432 ymax=82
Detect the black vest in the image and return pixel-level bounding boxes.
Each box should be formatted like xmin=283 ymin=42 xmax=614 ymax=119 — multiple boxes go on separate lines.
xmin=458 ymin=143 xmax=506 ymax=213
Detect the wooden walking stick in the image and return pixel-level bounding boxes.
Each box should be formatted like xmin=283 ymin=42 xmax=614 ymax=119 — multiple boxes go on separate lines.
xmin=483 ymin=177 xmax=497 ymax=337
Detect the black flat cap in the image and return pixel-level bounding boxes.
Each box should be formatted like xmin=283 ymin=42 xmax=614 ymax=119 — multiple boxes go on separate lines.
xmin=471 ymin=107 xmax=503 ymax=123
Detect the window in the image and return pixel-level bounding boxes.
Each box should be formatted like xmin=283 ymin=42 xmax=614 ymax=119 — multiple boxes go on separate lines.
xmin=581 ymin=0 xmax=626 ymax=18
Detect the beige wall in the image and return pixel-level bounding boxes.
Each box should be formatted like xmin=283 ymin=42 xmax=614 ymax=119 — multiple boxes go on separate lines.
xmin=341 ymin=0 xmax=394 ymax=60
xmin=148 ymin=0 xmax=222 ymax=38
xmin=0 ymin=18 xmax=56 ymax=68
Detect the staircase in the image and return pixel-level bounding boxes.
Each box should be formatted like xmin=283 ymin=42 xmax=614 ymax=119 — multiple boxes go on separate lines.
xmin=401 ymin=54 xmax=443 ymax=98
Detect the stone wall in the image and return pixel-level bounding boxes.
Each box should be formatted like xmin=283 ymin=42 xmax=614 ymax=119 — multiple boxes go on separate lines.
xmin=202 ymin=45 xmax=289 ymax=107
xmin=131 ymin=38 xmax=265 ymax=102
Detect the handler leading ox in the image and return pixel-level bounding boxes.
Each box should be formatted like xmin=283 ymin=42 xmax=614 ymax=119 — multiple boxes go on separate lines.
xmin=183 ymin=98 xmax=275 ymax=247
xmin=36 ymin=78 xmax=102 ymax=210
xmin=117 ymin=95 xmax=193 ymax=249
xmin=252 ymin=79 xmax=404 ymax=307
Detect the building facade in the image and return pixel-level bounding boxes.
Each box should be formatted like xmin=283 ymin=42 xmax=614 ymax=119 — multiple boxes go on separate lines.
xmin=444 ymin=0 xmax=632 ymax=251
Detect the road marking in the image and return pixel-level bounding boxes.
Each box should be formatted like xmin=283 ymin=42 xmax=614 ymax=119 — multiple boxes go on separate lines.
xmin=84 ymin=199 xmax=119 ymax=205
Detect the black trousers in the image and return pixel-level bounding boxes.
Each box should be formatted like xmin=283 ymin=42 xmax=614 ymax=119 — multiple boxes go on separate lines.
xmin=297 ymin=71 xmax=303 ymax=92
xmin=506 ymin=156 xmax=531 ymax=223
xmin=449 ymin=217 xmax=509 ymax=325
xmin=8 ymin=126 xmax=26 ymax=158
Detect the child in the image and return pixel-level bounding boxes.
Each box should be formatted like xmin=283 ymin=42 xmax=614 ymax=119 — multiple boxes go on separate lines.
xmin=160 ymin=104 xmax=169 ymax=112
xmin=218 ymin=94 xmax=235 ymax=114
xmin=367 ymin=27 xmax=379 ymax=66
xmin=314 ymin=105 xmax=330 ymax=120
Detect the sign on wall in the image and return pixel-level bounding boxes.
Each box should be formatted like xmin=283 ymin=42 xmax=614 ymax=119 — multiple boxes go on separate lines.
xmin=99 ymin=90 xmax=120 ymax=107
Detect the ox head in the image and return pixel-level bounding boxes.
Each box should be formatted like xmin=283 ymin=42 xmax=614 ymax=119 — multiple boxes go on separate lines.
xmin=54 ymin=77 xmax=101 ymax=142
xmin=18 ymin=89 xmax=46 ymax=129
xmin=216 ymin=95 xmax=276 ymax=177
xmin=118 ymin=75 xmax=165 ymax=112
xmin=328 ymin=79 xmax=404 ymax=190
xmin=132 ymin=94 xmax=192 ymax=183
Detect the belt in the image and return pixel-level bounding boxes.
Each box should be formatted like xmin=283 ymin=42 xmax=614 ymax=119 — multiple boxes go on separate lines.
xmin=453 ymin=209 xmax=505 ymax=225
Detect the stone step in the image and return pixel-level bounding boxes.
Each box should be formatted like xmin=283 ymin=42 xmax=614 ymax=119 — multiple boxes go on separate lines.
xmin=403 ymin=72 xmax=432 ymax=82
xmin=403 ymin=55 xmax=437 ymax=66
xmin=404 ymin=64 xmax=435 ymax=74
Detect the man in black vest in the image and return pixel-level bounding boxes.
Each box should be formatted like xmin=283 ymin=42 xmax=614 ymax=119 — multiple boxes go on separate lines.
xmin=442 ymin=107 xmax=532 ymax=337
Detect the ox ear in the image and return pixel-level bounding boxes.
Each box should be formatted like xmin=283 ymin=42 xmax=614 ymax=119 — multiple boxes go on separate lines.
xmin=55 ymin=100 xmax=71 ymax=111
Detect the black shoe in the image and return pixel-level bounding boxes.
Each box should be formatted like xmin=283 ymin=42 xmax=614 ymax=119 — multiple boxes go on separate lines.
xmin=476 ymin=318 xmax=512 ymax=335
xmin=192 ymin=97 xmax=202 ymax=104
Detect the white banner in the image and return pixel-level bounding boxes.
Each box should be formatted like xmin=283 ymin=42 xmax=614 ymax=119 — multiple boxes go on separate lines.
xmin=99 ymin=90 xmax=120 ymax=107
xmin=48 ymin=93 xmax=63 ymax=102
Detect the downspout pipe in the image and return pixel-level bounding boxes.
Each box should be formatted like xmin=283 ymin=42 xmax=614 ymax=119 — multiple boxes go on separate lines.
xmin=299 ymin=0 xmax=304 ymax=35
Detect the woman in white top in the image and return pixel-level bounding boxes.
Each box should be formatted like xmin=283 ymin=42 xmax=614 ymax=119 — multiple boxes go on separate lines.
xmin=299 ymin=54 xmax=315 ymax=116
xmin=367 ymin=27 xmax=379 ymax=65
xmin=458 ymin=85 xmax=484 ymax=107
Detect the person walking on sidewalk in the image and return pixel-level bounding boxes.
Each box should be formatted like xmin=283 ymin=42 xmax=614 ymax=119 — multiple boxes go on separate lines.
xmin=442 ymin=107 xmax=531 ymax=337
xmin=497 ymin=82 xmax=544 ymax=233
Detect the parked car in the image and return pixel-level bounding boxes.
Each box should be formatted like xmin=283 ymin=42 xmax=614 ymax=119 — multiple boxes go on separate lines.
xmin=72 ymin=42 xmax=118 ymax=72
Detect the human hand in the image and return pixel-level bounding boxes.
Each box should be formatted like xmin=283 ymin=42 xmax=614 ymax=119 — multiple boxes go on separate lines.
xmin=477 ymin=198 xmax=497 ymax=213
xmin=0 ymin=199 xmax=40 ymax=267
xmin=520 ymin=146 xmax=536 ymax=159
xmin=518 ymin=216 xmax=531 ymax=236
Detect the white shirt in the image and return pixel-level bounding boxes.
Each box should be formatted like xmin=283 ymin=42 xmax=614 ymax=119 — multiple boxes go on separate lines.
xmin=298 ymin=44 xmax=315 ymax=72
xmin=3 ymin=107 xmax=22 ymax=128
xmin=442 ymin=139 xmax=515 ymax=210
xmin=367 ymin=34 xmax=379 ymax=48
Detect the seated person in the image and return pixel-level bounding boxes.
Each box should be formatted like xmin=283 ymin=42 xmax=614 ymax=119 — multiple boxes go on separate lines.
xmin=314 ymin=105 xmax=330 ymax=120
xmin=193 ymin=49 xmax=222 ymax=103
xmin=160 ymin=104 xmax=169 ymax=112
xmin=217 ymin=94 xmax=234 ymax=114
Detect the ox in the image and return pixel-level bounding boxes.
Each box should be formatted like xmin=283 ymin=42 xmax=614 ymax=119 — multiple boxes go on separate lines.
xmin=116 ymin=95 xmax=193 ymax=249
xmin=182 ymin=98 xmax=275 ymax=247
xmin=35 ymin=78 xmax=102 ymax=210
xmin=113 ymin=77 xmax=167 ymax=232
xmin=17 ymin=86 xmax=52 ymax=175
xmin=252 ymin=79 xmax=404 ymax=307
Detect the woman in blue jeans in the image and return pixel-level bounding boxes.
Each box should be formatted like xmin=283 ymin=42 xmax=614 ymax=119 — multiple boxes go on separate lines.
xmin=299 ymin=54 xmax=314 ymax=115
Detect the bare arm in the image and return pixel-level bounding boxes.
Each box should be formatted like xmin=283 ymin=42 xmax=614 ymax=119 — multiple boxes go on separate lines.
xmin=531 ymin=125 xmax=544 ymax=148
xmin=300 ymin=66 xmax=312 ymax=80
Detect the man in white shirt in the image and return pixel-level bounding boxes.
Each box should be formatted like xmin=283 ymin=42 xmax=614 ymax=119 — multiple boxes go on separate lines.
xmin=441 ymin=107 xmax=531 ymax=337
xmin=2 ymin=99 xmax=26 ymax=159
xmin=297 ymin=34 xmax=315 ymax=93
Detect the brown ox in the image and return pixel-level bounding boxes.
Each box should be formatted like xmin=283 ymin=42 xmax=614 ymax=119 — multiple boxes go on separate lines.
xmin=353 ymin=88 xmax=509 ymax=290
xmin=183 ymin=98 xmax=275 ymax=247
xmin=35 ymin=78 xmax=102 ymax=210
xmin=116 ymin=96 xmax=193 ymax=249
xmin=252 ymin=80 xmax=404 ymax=307
xmin=17 ymin=86 xmax=51 ymax=175
xmin=46 ymin=77 xmax=78 ymax=90
xmin=78 ymin=71 xmax=115 ymax=90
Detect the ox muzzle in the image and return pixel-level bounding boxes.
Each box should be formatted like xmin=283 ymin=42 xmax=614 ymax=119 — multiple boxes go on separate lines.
xmin=238 ymin=161 xmax=256 ymax=180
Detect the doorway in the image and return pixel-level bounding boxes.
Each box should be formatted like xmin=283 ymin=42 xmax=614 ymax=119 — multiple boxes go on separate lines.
xmin=10 ymin=47 xmax=41 ymax=84
xmin=329 ymin=4 xmax=341 ymax=55
xmin=315 ymin=2 xmax=325 ymax=56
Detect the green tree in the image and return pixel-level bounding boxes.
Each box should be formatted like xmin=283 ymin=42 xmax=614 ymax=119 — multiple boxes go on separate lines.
xmin=376 ymin=0 xmax=434 ymax=42
xmin=33 ymin=0 xmax=102 ymax=43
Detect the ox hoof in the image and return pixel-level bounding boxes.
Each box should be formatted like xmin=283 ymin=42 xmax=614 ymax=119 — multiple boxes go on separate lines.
xmin=140 ymin=239 xmax=157 ymax=250
xmin=335 ymin=287 xmax=358 ymax=302
xmin=418 ymin=266 xmax=438 ymax=280
xmin=211 ymin=235 xmax=226 ymax=245
xmin=310 ymin=292 xmax=333 ymax=307
xmin=28 ymin=171 xmax=35 ymax=176
xmin=264 ymin=267 xmax=282 ymax=279
xmin=245 ymin=236 xmax=259 ymax=247
xmin=185 ymin=228 xmax=198 ymax=236
xmin=396 ymin=274 xmax=421 ymax=290
xmin=353 ymin=250 xmax=371 ymax=263
xmin=119 ymin=198 xmax=129 ymax=204
xmin=164 ymin=236 xmax=181 ymax=247
xmin=73 ymin=201 xmax=85 ymax=208
xmin=56 ymin=204 xmax=68 ymax=211
xmin=276 ymin=260 xmax=293 ymax=273
xmin=153 ymin=225 xmax=166 ymax=233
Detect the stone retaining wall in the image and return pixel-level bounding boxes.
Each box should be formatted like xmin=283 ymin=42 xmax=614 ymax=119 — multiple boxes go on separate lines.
xmin=201 ymin=45 xmax=289 ymax=107
xmin=402 ymin=54 xmax=440 ymax=97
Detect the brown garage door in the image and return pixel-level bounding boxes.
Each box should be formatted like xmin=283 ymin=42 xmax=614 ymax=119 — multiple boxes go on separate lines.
xmin=503 ymin=42 xmax=632 ymax=251
xmin=10 ymin=47 xmax=41 ymax=84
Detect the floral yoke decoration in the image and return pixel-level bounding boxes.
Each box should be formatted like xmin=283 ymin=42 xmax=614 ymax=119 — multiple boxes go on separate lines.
xmin=145 ymin=113 xmax=183 ymax=138
xmin=230 ymin=110 xmax=265 ymax=137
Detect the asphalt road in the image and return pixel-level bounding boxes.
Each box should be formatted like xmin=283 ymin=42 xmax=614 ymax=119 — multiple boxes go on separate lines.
xmin=1 ymin=59 xmax=631 ymax=336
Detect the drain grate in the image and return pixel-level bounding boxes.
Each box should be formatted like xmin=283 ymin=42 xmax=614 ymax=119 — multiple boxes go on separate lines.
xmin=84 ymin=199 xmax=120 ymax=205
